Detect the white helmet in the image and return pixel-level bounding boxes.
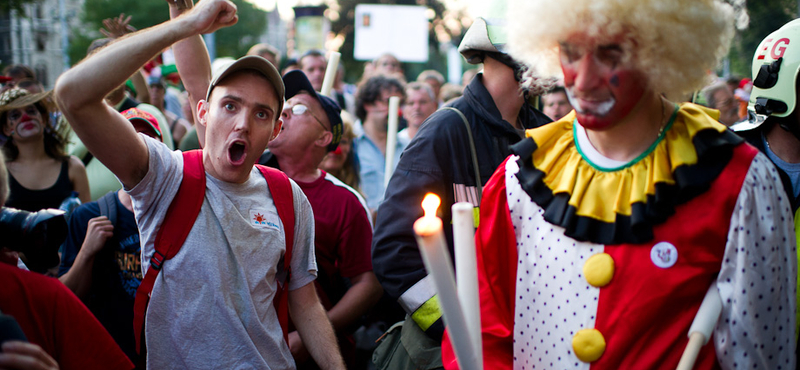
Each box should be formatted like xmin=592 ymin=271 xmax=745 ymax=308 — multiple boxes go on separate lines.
xmin=749 ymin=19 xmax=800 ymax=119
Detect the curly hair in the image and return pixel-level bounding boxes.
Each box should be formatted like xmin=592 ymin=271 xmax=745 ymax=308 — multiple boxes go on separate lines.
xmin=355 ymin=75 xmax=405 ymax=122
xmin=507 ymin=0 xmax=743 ymax=99
xmin=2 ymin=101 xmax=68 ymax=162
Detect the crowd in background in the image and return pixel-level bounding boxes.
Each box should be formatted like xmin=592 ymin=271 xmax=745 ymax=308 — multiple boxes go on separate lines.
xmin=0 ymin=3 xmax=793 ymax=369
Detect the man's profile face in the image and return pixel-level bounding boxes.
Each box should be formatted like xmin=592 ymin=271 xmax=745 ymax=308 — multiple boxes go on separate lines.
xmin=199 ymin=71 xmax=282 ymax=184
xmin=365 ymin=88 xmax=404 ymax=125
xmin=269 ymin=92 xmax=330 ymax=156
xmin=559 ymin=35 xmax=647 ymax=130
xmin=301 ymin=55 xmax=327 ymax=91
xmin=404 ymin=89 xmax=437 ymax=128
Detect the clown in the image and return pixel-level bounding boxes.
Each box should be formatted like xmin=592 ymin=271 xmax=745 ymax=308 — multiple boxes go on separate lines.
xmin=442 ymin=0 xmax=797 ymax=369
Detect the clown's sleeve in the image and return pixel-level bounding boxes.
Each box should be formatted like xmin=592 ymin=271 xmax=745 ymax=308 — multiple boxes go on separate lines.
xmin=443 ymin=157 xmax=518 ymax=370
xmin=714 ymin=152 xmax=797 ymax=370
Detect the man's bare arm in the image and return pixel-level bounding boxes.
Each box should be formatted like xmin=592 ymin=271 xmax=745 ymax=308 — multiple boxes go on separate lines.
xmin=327 ymin=271 xmax=382 ymax=330
xmin=289 ymin=283 xmax=346 ymax=370
xmin=55 ymin=0 xmax=237 ymax=188
xmin=167 ymin=0 xmax=212 ymax=147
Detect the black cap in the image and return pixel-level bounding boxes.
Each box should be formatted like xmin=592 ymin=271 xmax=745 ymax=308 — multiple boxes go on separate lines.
xmin=282 ymin=70 xmax=343 ymax=152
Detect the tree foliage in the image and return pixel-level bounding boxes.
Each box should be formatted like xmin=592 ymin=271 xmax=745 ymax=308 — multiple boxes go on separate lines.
xmin=67 ymin=0 xmax=267 ymax=66
xmin=727 ymin=0 xmax=796 ymax=78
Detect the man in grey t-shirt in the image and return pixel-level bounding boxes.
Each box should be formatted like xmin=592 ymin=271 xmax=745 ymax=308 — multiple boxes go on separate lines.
xmin=55 ymin=0 xmax=346 ymax=368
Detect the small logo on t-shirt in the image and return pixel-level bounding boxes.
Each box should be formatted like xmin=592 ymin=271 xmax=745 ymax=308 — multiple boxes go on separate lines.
xmin=650 ymin=242 xmax=678 ymax=268
xmin=250 ymin=209 xmax=280 ymax=230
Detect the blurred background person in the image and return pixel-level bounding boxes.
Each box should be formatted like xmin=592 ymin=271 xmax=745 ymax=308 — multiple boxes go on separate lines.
xmin=702 ymin=81 xmax=741 ymax=126
xmin=282 ymin=57 xmax=300 ymax=75
xmin=148 ymin=75 xmax=191 ymax=144
xmin=1 ymin=64 xmax=36 ymax=92
xmin=353 ymin=75 xmax=406 ymax=214
xmin=299 ymin=49 xmax=328 ymax=92
xmin=462 ymin=68 xmax=479 ymax=87
xmin=439 ymin=83 xmax=464 ymax=104
xmin=1 ymin=87 xmax=90 ymax=213
xmin=416 ymin=70 xmax=445 ymax=106
xmin=540 ymin=85 xmax=573 ymax=121
xmin=246 ymin=42 xmax=282 ymax=68
xmin=399 ymin=82 xmax=438 ymax=142
xmin=373 ymin=53 xmax=404 ymax=81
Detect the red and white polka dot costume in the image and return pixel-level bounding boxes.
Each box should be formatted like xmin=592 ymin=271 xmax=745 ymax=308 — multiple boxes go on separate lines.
xmin=442 ymin=104 xmax=797 ymax=369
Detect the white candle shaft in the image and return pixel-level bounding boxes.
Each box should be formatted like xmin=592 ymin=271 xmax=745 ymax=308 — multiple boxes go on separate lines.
xmin=415 ymin=219 xmax=481 ymax=370
xmin=688 ymin=284 xmax=722 ymax=343
xmin=677 ymin=284 xmax=722 ymax=370
xmin=384 ymin=96 xmax=401 ymax=186
xmin=452 ymin=202 xmax=482 ymax=365
xmin=320 ymin=51 xmax=341 ymax=96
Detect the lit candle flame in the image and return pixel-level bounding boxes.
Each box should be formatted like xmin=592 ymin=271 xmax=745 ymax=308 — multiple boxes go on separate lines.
xmin=422 ymin=193 xmax=441 ymax=219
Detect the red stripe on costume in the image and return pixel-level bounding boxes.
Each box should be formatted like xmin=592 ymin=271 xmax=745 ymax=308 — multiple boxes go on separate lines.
xmin=443 ymin=157 xmax=518 ymax=370
xmin=594 ymin=142 xmax=757 ymax=369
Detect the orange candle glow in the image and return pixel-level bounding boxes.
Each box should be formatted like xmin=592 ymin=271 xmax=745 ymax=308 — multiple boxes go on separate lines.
xmin=414 ymin=193 xmax=443 ymax=235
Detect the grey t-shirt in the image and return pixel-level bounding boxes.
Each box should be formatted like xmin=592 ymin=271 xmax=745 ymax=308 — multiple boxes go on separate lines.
xmin=129 ymin=137 xmax=317 ymax=369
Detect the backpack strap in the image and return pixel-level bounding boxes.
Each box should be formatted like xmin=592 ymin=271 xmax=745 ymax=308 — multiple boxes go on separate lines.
xmin=256 ymin=164 xmax=295 ymax=344
xmin=133 ymin=149 xmax=206 ymax=354
xmin=97 ymin=191 xmax=118 ymax=227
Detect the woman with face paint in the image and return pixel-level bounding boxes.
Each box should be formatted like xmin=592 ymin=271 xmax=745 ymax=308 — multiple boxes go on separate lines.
xmin=0 ymin=87 xmax=90 ymax=213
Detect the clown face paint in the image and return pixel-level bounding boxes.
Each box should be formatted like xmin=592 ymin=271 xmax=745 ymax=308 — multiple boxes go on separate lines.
xmin=559 ymin=39 xmax=647 ymax=130
xmin=4 ymin=104 xmax=44 ymax=139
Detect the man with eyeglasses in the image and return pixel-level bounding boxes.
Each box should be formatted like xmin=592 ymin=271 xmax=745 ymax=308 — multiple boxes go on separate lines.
xmin=260 ymin=70 xmax=382 ymax=369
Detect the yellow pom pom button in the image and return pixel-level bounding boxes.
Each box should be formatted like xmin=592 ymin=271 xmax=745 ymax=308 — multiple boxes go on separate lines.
xmin=572 ymin=328 xmax=606 ymax=363
xmin=583 ymin=252 xmax=615 ymax=287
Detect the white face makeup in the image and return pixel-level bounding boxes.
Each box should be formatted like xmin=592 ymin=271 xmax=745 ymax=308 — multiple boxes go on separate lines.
xmin=5 ymin=105 xmax=43 ymax=139
xmin=565 ymin=87 xmax=616 ymax=117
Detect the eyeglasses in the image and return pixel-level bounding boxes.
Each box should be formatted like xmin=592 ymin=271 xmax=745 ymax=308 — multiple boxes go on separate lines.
xmin=289 ymin=104 xmax=328 ymax=132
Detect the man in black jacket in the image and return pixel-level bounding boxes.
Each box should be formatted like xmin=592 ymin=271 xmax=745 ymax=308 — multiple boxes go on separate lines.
xmin=371 ymin=16 xmax=552 ymax=358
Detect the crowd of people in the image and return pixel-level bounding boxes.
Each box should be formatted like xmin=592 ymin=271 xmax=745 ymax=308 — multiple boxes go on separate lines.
xmin=1 ymin=0 xmax=800 ymax=369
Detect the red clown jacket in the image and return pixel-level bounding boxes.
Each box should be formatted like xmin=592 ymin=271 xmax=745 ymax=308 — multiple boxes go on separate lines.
xmin=443 ymin=104 xmax=797 ymax=370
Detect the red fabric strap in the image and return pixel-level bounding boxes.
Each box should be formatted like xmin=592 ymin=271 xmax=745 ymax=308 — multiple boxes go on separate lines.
xmin=133 ymin=150 xmax=206 ymax=354
xmin=132 ymin=152 xmax=296 ymax=354
xmin=256 ymin=164 xmax=294 ymax=343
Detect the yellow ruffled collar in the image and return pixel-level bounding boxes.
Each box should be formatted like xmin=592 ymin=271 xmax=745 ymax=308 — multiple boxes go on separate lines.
xmin=512 ymin=103 xmax=741 ymax=244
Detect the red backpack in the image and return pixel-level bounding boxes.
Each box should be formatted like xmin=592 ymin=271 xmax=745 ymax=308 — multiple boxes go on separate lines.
xmin=132 ymin=150 xmax=295 ymax=354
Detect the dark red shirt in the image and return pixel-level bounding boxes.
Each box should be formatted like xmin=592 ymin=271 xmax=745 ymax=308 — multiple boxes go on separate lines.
xmin=295 ymin=171 xmax=373 ymax=309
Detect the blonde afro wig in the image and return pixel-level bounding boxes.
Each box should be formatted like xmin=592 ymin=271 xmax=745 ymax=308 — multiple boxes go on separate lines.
xmin=507 ymin=0 xmax=742 ymax=99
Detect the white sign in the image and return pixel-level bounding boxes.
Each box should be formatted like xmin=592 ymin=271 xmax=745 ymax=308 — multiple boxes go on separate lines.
xmin=354 ymin=4 xmax=429 ymax=63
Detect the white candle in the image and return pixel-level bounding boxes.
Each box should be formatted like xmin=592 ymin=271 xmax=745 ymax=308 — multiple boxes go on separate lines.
xmin=676 ymin=284 xmax=722 ymax=370
xmin=320 ymin=51 xmax=340 ymax=97
xmin=452 ymin=202 xmax=482 ymax=366
xmin=414 ymin=194 xmax=481 ymax=370
xmin=383 ymin=96 xmax=401 ymax=186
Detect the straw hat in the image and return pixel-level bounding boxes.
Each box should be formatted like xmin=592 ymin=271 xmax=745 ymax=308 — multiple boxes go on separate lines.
xmin=0 ymin=87 xmax=53 ymax=114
